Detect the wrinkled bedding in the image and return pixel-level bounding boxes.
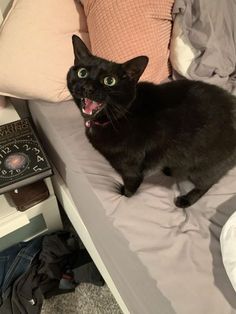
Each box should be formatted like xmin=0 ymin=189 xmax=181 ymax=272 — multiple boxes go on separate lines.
xmin=172 ymin=0 xmax=236 ymax=94
xmin=29 ymin=99 xmax=236 ymax=314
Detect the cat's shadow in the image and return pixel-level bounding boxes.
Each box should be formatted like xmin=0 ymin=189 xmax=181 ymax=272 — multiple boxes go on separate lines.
xmin=142 ymin=171 xmax=194 ymax=196
xmin=113 ymin=171 xmax=176 ymax=196
xmin=144 ymin=171 xmax=175 ymax=190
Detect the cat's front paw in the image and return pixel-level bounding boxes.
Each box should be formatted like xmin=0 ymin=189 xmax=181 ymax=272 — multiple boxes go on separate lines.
xmin=120 ymin=185 xmax=134 ymax=197
xmin=174 ymin=195 xmax=191 ymax=208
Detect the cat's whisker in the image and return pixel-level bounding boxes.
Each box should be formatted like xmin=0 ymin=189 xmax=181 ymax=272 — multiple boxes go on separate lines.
xmin=111 ymin=102 xmax=129 ymax=112
xmin=108 ymin=107 xmax=120 ymax=120
xmin=110 ymin=104 xmax=130 ymax=123
xmin=110 ymin=103 xmax=127 ymax=115
xmin=109 ymin=107 xmax=125 ymax=123
xmin=109 ymin=91 xmax=124 ymax=96
xmin=108 ymin=106 xmax=127 ymax=130
xmin=105 ymin=107 xmax=118 ymax=131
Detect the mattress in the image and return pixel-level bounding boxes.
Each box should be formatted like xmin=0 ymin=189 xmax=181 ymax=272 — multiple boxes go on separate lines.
xmin=29 ymin=99 xmax=236 ymax=314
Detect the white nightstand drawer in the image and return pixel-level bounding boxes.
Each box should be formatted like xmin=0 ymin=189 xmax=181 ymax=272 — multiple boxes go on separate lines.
xmin=0 ymin=212 xmax=29 ymax=237
xmin=0 ymin=213 xmax=47 ymax=251
xmin=0 ymin=179 xmax=63 ymax=251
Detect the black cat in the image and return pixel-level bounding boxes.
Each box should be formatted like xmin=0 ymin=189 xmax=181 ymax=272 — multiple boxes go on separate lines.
xmin=67 ymin=35 xmax=236 ymax=208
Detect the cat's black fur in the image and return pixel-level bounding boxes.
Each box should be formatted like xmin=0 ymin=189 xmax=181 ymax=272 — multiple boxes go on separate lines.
xmin=67 ymin=35 xmax=236 ymax=208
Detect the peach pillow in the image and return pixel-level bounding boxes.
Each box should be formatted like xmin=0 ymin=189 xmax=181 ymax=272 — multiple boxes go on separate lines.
xmin=0 ymin=0 xmax=90 ymax=102
xmin=83 ymin=0 xmax=174 ymax=84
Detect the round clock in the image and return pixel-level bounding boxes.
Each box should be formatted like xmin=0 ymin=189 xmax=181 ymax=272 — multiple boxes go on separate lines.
xmin=0 ymin=139 xmax=47 ymax=180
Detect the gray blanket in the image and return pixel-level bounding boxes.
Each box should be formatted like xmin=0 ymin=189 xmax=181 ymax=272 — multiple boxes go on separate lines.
xmin=173 ymin=0 xmax=236 ymax=94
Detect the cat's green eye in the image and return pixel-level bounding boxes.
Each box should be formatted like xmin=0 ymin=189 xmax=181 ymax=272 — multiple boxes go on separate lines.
xmin=103 ymin=76 xmax=117 ymax=87
xmin=77 ymin=68 xmax=88 ymax=78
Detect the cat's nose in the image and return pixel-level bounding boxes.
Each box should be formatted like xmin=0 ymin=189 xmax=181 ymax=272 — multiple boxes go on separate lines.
xmin=84 ymin=84 xmax=93 ymax=94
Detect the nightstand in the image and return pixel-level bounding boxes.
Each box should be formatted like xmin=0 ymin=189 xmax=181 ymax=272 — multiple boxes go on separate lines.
xmin=0 ymin=102 xmax=63 ymax=251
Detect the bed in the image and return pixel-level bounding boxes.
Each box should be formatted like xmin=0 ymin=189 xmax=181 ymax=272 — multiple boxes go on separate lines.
xmin=28 ymin=98 xmax=236 ymax=314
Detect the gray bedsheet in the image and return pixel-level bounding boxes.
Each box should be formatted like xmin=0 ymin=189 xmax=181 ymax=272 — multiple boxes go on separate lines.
xmin=173 ymin=0 xmax=236 ymax=94
xmin=29 ymin=99 xmax=236 ymax=314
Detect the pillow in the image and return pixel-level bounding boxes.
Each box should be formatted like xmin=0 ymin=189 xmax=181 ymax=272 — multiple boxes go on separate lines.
xmin=169 ymin=14 xmax=197 ymax=78
xmin=0 ymin=96 xmax=7 ymax=109
xmin=220 ymin=210 xmax=236 ymax=293
xmin=0 ymin=0 xmax=90 ymax=102
xmin=82 ymin=0 xmax=174 ymax=84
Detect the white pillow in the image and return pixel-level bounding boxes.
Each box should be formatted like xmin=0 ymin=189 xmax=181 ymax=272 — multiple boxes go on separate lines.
xmin=170 ymin=14 xmax=197 ymax=78
xmin=220 ymin=210 xmax=236 ymax=292
xmin=0 ymin=0 xmax=90 ymax=102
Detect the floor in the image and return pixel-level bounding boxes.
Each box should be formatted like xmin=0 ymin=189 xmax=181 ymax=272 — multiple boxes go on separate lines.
xmin=40 ymin=205 xmax=122 ymax=314
xmin=41 ymin=283 xmax=122 ymax=314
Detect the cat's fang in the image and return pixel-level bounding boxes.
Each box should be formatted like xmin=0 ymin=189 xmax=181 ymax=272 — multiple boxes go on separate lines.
xmin=82 ymin=107 xmax=92 ymax=115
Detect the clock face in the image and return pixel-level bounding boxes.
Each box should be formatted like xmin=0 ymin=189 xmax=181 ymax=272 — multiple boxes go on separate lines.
xmin=0 ymin=140 xmax=49 ymax=180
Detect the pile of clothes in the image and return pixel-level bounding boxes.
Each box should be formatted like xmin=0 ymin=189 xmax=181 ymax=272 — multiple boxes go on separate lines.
xmin=0 ymin=231 xmax=104 ymax=314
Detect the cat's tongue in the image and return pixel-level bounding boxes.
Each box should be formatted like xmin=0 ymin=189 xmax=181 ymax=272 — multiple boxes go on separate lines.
xmin=83 ymin=98 xmax=101 ymax=115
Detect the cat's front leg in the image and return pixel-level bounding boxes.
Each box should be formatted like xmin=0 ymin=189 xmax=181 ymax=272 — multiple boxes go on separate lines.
xmin=120 ymin=173 xmax=143 ymax=197
xmin=108 ymin=153 xmax=145 ymax=197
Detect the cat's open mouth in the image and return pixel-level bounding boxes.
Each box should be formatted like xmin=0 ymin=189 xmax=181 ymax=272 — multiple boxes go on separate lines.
xmin=80 ymin=97 xmax=110 ymax=128
xmin=81 ymin=98 xmax=104 ymax=117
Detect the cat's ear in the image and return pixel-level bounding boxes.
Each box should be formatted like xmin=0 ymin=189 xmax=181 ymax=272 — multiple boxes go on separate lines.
xmin=72 ymin=35 xmax=91 ymax=64
xmin=122 ymin=56 xmax=149 ymax=81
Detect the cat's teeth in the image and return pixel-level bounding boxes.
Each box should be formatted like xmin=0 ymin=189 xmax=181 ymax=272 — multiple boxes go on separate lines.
xmin=82 ymin=107 xmax=92 ymax=115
